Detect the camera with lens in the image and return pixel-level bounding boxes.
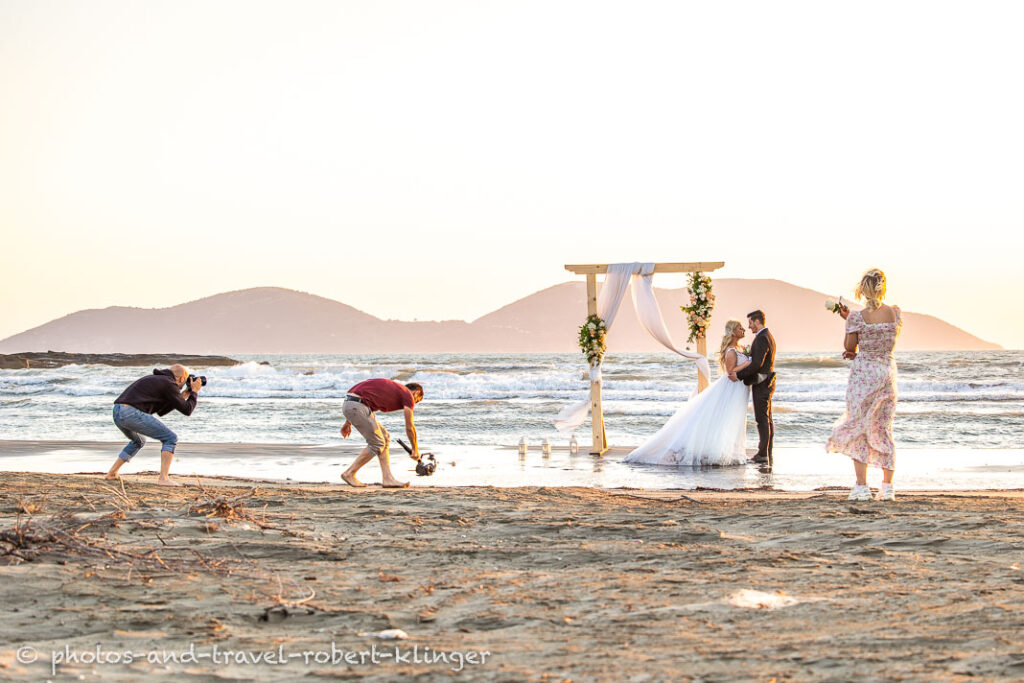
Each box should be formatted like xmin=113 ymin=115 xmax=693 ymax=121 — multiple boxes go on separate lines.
xmin=190 ymin=375 xmax=208 ymax=387
xmin=415 ymin=453 xmax=437 ymax=476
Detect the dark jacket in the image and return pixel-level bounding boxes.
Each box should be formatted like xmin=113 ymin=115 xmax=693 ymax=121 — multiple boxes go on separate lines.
xmin=114 ymin=369 xmax=197 ymax=417
xmin=735 ymin=329 xmax=776 ymax=387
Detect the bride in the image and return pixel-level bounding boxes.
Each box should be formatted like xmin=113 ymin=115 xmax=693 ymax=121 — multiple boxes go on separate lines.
xmin=624 ymin=320 xmax=752 ymax=466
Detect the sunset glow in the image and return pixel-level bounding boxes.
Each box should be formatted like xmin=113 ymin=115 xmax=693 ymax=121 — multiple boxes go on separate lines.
xmin=1 ymin=1 xmax=1021 ymax=347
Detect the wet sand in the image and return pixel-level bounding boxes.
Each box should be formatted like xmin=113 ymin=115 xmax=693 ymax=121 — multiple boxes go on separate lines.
xmin=4 ymin=440 xmax=1024 ymax=491
xmin=1 ymin=472 xmax=1023 ymax=680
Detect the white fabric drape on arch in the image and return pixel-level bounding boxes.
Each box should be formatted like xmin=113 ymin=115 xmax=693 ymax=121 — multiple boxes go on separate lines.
xmin=554 ymin=262 xmax=711 ymax=433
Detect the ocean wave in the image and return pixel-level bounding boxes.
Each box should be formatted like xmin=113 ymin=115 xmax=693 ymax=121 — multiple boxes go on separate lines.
xmin=62 ymin=385 xmax=114 ymax=397
xmin=0 ymin=375 xmax=75 ymax=387
xmin=21 ymin=367 xmax=1023 ymax=404
xmin=776 ymin=356 xmax=850 ymax=369
xmin=20 ymin=371 xmax=1024 ymax=405
xmin=216 ymin=362 xmax=282 ymax=378
xmin=8 ymin=358 xmax=1024 ymax=411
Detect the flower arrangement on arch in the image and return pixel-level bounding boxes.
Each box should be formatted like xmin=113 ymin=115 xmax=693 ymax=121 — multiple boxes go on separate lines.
xmin=680 ymin=271 xmax=715 ymax=343
xmin=578 ymin=314 xmax=607 ymax=366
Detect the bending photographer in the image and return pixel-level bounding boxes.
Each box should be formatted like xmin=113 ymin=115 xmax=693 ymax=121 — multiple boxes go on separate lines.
xmin=105 ymin=364 xmax=202 ymax=486
xmin=340 ymin=379 xmax=423 ymax=488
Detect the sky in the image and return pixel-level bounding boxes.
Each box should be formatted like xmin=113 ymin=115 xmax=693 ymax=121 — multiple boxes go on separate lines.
xmin=1 ymin=1 xmax=1022 ymax=348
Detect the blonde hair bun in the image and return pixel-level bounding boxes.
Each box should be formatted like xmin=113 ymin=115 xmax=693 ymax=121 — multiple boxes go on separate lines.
xmin=855 ymin=268 xmax=886 ymax=310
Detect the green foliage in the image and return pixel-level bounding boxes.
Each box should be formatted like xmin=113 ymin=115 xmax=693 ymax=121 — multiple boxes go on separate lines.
xmin=578 ymin=314 xmax=607 ymax=366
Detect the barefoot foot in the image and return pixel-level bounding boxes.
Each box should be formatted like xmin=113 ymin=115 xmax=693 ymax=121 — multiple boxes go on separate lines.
xmin=156 ymin=478 xmax=182 ymax=487
xmin=342 ymin=472 xmax=367 ymax=488
xmin=104 ymin=474 xmax=120 ymax=481
xmin=382 ymin=480 xmax=410 ymax=489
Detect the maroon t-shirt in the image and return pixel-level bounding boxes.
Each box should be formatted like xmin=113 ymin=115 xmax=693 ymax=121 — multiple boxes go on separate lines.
xmin=348 ymin=379 xmax=414 ymax=413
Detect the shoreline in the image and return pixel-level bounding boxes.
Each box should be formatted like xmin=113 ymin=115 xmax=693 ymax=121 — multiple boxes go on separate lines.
xmin=3 ymin=440 xmax=1024 ymax=491
xmin=1 ymin=472 xmax=1022 ymax=680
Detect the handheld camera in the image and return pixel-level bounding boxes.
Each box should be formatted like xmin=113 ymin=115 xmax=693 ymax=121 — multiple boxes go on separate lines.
xmin=397 ymin=438 xmax=437 ymax=476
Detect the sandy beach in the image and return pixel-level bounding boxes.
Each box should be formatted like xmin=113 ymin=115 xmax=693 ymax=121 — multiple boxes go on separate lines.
xmin=1 ymin=472 xmax=1023 ymax=680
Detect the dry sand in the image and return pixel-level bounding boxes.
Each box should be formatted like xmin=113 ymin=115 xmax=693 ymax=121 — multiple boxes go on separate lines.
xmin=1 ymin=472 xmax=1023 ymax=681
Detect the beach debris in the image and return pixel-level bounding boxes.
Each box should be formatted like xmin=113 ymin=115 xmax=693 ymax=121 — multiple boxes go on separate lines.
xmin=187 ymin=486 xmax=260 ymax=520
xmin=614 ymin=492 xmax=703 ymax=504
xmin=259 ymin=605 xmax=291 ymax=622
xmin=15 ymin=498 xmax=44 ymax=515
xmin=728 ymin=589 xmax=801 ymax=610
xmin=184 ymin=483 xmax=286 ymax=532
xmin=0 ymin=512 xmax=230 ymax=577
xmin=358 ymin=629 xmax=409 ymax=640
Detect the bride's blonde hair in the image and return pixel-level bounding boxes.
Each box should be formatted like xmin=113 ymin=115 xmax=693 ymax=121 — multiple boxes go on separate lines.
xmin=855 ymin=268 xmax=887 ymax=311
xmin=719 ymin=319 xmax=743 ymax=371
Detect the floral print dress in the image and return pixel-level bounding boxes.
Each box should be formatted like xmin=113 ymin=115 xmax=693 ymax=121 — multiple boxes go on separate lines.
xmin=827 ymin=307 xmax=902 ymax=469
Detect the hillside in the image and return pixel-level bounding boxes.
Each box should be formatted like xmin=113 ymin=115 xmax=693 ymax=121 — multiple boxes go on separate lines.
xmin=0 ymin=282 xmax=1001 ymax=353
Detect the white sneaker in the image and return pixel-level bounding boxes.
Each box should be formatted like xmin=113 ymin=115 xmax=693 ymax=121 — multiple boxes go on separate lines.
xmin=847 ymin=485 xmax=872 ymax=502
xmin=877 ymin=484 xmax=895 ymax=501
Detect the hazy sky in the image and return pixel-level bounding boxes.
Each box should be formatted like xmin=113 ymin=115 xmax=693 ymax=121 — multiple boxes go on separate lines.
xmin=2 ymin=1 xmax=1022 ymax=347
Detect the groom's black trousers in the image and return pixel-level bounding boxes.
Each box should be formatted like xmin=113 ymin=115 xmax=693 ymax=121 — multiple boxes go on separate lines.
xmin=752 ymin=379 xmax=775 ymax=462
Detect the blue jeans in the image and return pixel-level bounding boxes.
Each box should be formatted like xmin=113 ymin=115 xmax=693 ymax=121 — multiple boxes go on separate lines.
xmin=112 ymin=404 xmax=178 ymax=461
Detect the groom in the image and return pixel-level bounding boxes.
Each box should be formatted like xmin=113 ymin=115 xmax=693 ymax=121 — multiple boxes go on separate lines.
xmin=729 ymin=310 xmax=776 ymax=464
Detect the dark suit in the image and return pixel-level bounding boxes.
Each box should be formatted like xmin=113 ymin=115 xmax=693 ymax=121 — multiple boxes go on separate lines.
xmin=735 ymin=328 xmax=776 ymax=462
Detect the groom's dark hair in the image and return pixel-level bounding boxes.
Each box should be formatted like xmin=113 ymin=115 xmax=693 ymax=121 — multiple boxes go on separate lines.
xmin=747 ymin=310 xmax=765 ymax=325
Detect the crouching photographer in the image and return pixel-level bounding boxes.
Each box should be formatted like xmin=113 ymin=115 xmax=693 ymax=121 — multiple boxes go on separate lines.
xmin=105 ymin=364 xmax=204 ymax=487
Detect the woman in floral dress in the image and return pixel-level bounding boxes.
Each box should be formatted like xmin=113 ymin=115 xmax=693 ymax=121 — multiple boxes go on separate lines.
xmin=827 ymin=269 xmax=902 ymax=501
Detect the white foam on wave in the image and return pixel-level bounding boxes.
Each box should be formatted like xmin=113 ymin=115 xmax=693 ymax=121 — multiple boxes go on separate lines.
xmin=216 ymin=361 xmax=282 ymax=378
xmin=9 ymin=360 xmax=1024 ymax=405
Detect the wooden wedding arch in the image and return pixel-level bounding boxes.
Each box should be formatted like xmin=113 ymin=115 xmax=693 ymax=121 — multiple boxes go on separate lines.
xmin=564 ymin=261 xmax=725 ymax=454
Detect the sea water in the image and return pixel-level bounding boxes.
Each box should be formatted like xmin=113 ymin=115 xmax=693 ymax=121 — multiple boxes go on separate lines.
xmin=1 ymin=351 xmax=1022 ymax=488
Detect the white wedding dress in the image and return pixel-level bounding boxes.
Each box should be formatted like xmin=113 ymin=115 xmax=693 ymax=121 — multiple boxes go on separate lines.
xmin=624 ymin=349 xmax=751 ymax=467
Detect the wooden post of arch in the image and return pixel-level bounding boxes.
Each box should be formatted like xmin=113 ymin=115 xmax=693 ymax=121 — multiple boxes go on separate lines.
xmin=696 ymin=334 xmax=709 ymax=393
xmin=565 ymin=262 xmax=725 ymax=455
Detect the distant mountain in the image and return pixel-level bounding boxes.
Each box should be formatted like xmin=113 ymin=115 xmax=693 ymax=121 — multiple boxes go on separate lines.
xmin=478 ymin=279 xmax=1001 ymax=353
xmin=0 ymin=282 xmax=1000 ymax=354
